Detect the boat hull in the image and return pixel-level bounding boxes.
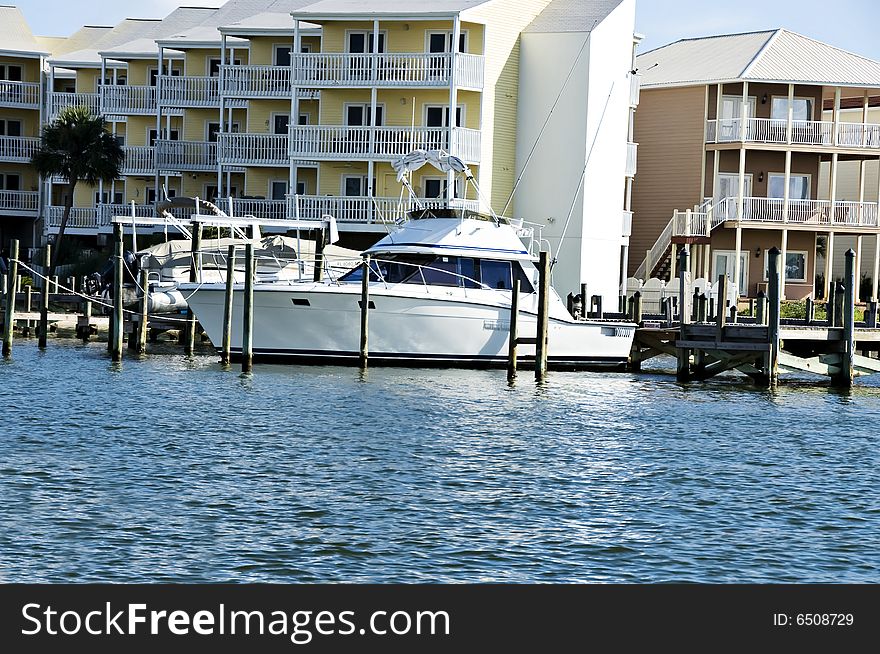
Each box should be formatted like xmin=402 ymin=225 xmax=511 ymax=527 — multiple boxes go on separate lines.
xmin=185 ymin=283 xmax=635 ymax=370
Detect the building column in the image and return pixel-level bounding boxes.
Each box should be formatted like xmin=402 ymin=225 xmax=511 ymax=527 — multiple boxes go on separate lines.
xmin=289 ymin=21 xmax=301 ymax=207
xmin=367 ymin=19 xmax=380 ymax=223
xmin=218 ymin=34 xmax=226 ymax=199
xmin=447 ymin=14 xmax=461 ymax=202
xmin=154 ymin=46 xmax=164 ymax=204
xmin=824 ymin=231 xmax=835 ymax=300
xmin=780 ymin=228 xmax=788 ymax=301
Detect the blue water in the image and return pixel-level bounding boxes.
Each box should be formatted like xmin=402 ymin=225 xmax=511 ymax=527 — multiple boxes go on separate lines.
xmin=0 ymin=339 xmax=878 ymax=583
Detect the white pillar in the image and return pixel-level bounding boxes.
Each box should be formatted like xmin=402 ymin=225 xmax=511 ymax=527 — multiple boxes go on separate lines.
xmin=832 ymin=87 xmax=841 ymax=146
xmin=780 ymin=228 xmax=788 ymax=301
xmin=786 ymin=83 xmax=794 ymax=144
xmin=218 ymin=34 xmax=226 ymax=199
xmin=154 ymin=45 xmax=164 ymax=204
xmin=714 ymin=82 xmax=722 ymax=145
xmin=367 ymin=19 xmax=379 ymax=222
xmin=824 ymin=231 xmax=835 ymax=300
xmin=447 ymin=15 xmax=461 ymax=202
xmin=873 ymin=233 xmax=879 ymax=302
xmin=290 ymin=21 xmax=301 ymax=208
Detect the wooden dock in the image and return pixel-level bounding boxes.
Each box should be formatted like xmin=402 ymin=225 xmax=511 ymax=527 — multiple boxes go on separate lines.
xmin=629 ymin=246 xmax=877 ymax=387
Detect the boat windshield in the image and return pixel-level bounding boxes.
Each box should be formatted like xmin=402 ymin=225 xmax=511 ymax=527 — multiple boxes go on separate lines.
xmin=340 ymin=254 xmax=534 ymax=292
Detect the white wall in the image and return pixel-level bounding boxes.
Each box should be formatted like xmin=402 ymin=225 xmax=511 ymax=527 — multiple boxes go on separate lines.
xmin=513 ymin=0 xmax=635 ymax=304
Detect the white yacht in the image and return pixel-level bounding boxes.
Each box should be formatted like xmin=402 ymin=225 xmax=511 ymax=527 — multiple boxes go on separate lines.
xmin=181 ymin=151 xmax=636 ymax=368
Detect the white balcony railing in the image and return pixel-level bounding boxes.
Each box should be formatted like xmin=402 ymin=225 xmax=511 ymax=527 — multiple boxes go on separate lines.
xmin=706 ymin=118 xmax=880 ymax=150
xmin=291 ymin=52 xmax=484 ymax=90
xmin=625 ymin=142 xmax=638 ymax=177
xmin=0 ymin=81 xmax=40 ymax=108
xmin=218 ymin=133 xmax=288 ymax=166
xmin=156 ymin=139 xmax=218 ymax=171
xmin=121 ymin=146 xmax=156 ymax=175
xmin=158 ymin=75 xmax=247 ymax=108
xmin=45 ymin=206 xmax=100 ymax=231
xmin=47 ymin=92 xmax=101 ymax=120
xmin=0 ymin=190 xmax=39 ymax=214
xmin=712 ymin=196 xmax=880 ymax=227
xmin=221 ymin=198 xmax=289 ymax=221
xmin=289 ymin=125 xmax=481 ymax=163
xmin=288 ymin=194 xmax=481 ymax=224
xmin=0 ymin=136 xmax=40 ymax=162
xmin=100 ymin=85 xmax=156 ymax=116
xmin=219 ymin=65 xmax=321 ymax=99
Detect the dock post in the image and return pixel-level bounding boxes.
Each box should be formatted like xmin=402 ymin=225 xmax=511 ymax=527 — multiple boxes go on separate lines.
xmin=756 ymin=290 xmax=766 ymax=325
xmin=834 ymin=282 xmax=845 ymax=327
xmin=866 ymin=300 xmax=878 ymax=329
xmin=221 ymin=244 xmax=235 ymax=365
xmin=24 ymin=284 xmax=32 ymax=336
xmin=111 ymin=223 xmax=124 ymax=362
xmin=698 ymin=293 xmax=707 ymax=322
xmin=185 ymin=221 xmax=203 ymax=356
xmin=535 ymin=250 xmax=550 ymax=381
xmin=748 ymin=298 xmax=755 ymax=318
xmin=77 ymin=301 xmax=92 ymax=341
xmin=677 ymin=246 xmax=691 ymax=381
xmin=313 ymin=226 xmax=326 ymax=282
xmin=38 ymin=244 xmax=50 ymax=348
xmin=716 ymin=273 xmax=728 ymax=340
xmin=2 ymin=239 xmax=18 ymax=357
xmin=804 ymin=297 xmax=814 ymax=326
xmin=359 ymin=256 xmax=370 ymax=369
xmin=135 ymin=268 xmax=149 ymax=354
xmin=507 ymin=279 xmax=520 ymax=381
xmin=838 ymin=249 xmax=856 ymax=387
xmin=767 ymin=247 xmax=781 ymax=386
xmin=827 ymin=283 xmax=837 ymax=326
xmin=566 ymin=293 xmax=574 ymax=317
xmin=691 ymin=289 xmax=700 ymax=322
xmin=632 ymin=290 xmax=642 ymax=325
xmin=241 ymin=242 xmax=254 ymax=373
xmin=663 ymin=297 xmax=673 ymax=326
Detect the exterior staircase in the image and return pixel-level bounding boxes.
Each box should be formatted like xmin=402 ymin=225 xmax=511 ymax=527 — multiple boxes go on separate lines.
xmin=634 ymin=199 xmax=720 ymax=280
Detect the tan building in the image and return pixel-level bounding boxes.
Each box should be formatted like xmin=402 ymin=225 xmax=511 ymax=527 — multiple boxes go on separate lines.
xmin=630 ymin=29 xmax=880 ymax=301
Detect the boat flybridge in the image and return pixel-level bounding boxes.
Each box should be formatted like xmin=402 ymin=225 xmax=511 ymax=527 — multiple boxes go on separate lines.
xmin=181 ymin=150 xmax=636 ymax=368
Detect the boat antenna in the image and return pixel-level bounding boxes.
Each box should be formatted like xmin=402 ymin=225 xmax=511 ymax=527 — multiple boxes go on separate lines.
xmin=500 ymin=20 xmax=597 ymax=217
xmin=553 ymin=80 xmax=616 ymax=270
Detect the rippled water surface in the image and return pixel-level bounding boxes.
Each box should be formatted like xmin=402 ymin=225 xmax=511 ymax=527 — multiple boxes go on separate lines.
xmin=1 ymin=339 xmax=878 ymax=582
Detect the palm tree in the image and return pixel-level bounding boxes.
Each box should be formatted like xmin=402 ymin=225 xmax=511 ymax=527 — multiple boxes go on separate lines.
xmin=32 ymin=106 xmax=124 ymax=279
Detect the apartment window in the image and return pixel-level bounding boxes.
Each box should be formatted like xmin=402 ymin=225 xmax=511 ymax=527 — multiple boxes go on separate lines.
xmin=771 ymin=97 xmax=813 ymax=121
xmin=422 ymin=177 xmax=462 ymax=199
xmin=273 ymin=114 xmax=289 ymax=135
xmin=147 ymin=187 xmax=178 ymax=203
xmin=205 ymin=185 xmax=238 ymax=201
xmin=712 ymin=250 xmax=749 ymax=296
xmin=148 ymin=128 xmax=179 ymax=146
xmin=274 ymin=46 xmax=292 ymax=67
xmin=719 ymin=95 xmax=756 ymax=139
xmin=296 ymin=181 xmax=306 ymax=195
xmin=0 ymin=120 xmax=22 ymax=137
xmin=94 ymin=191 xmax=124 ymax=205
xmin=270 ymin=181 xmax=288 ymax=201
xmin=345 ymin=104 xmax=383 ymax=126
xmin=425 ymin=105 xmax=463 ymax=127
xmin=347 ymin=31 xmax=386 ymax=53
xmin=207 ymin=122 xmax=240 ymax=141
xmin=114 ymin=134 xmax=125 ymax=146
xmin=149 ymin=66 xmax=181 ymax=86
xmin=342 ymin=175 xmax=375 ymax=196
xmin=208 ymin=58 xmax=241 ymax=76
xmin=427 ymin=32 xmax=467 ymax=53
xmin=0 ymin=65 xmax=23 ymax=81
xmin=0 ymin=173 xmax=21 ymax=190
xmin=764 ymin=250 xmax=807 ymax=283
xmin=298 ymin=113 xmax=309 ymax=126
xmin=768 ymin=174 xmax=810 ymax=200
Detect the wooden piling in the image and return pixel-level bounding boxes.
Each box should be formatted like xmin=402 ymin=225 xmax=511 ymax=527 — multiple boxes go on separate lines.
xmin=2 ymin=239 xmax=18 ymax=357
xmin=111 ymin=223 xmax=124 ymax=362
xmin=77 ymin=301 xmax=93 ymax=341
xmin=866 ymin=300 xmax=878 ymax=328
xmin=221 ymin=244 xmax=235 ymax=365
xmin=535 ymin=250 xmax=550 ymax=381
xmin=827 ymin=283 xmax=837 ymax=326
xmin=767 ymin=247 xmax=781 ymax=385
xmin=804 ymin=297 xmax=814 ymax=326
xmin=359 ymin=256 xmax=370 ymax=368
xmin=834 ymin=282 xmax=845 ymax=328
xmin=716 ymin=273 xmax=728 ymax=340
xmin=677 ymin=246 xmax=691 ymax=381
xmin=507 ymin=278 xmax=520 ymax=381
xmin=241 ymin=242 xmax=254 ymax=373
xmin=38 ymin=244 xmax=50 ymax=348
xmin=756 ymin=290 xmax=766 ymax=325
xmin=698 ymin=293 xmax=707 ymax=323
xmin=185 ymin=221 xmax=203 ymax=356
xmin=313 ymin=227 xmax=326 ymax=282
xmin=838 ymin=249 xmax=856 ymax=387
xmin=632 ymin=290 xmax=642 ymax=325
xmin=24 ymin=285 xmax=32 ymax=335
xmin=135 ymin=268 xmax=148 ymax=354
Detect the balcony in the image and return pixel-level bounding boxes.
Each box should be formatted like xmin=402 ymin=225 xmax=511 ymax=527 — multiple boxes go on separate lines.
xmin=120 ymin=146 xmax=156 ymax=175
xmin=221 ymin=198 xmax=289 ymax=221
xmin=156 ymin=140 xmax=218 ymax=172
xmin=158 ymin=75 xmax=246 ymax=108
xmin=100 ymin=85 xmax=157 ymax=117
xmin=706 ymin=118 xmax=880 ymax=150
xmin=0 ymin=190 xmax=39 ymax=216
xmin=291 ymin=52 xmax=484 ymax=90
xmin=0 ymin=136 xmax=40 ymax=163
xmin=713 ymin=196 xmax=880 ymax=228
xmin=0 ymin=81 xmax=40 ymax=109
xmin=45 ymin=206 xmax=101 ymax=233
xmin=289 ymin=125 xmax=481 ymax=163
xmin=625 ymin=142 xmax=637 ymax=177
xmin=220 ymin=65 xmax=321 ymax=100
xmin=288 ymin=194 xmax=481 ymax=224
xmin=47 ymin=92 xmax=100 ymax=120
xmin=218 ymin=133 xmax=288 ymax=167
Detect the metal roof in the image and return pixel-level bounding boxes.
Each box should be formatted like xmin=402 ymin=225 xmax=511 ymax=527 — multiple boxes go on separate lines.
xmin=292 ymin=0 xmax=492 ymax=19
xmin=639 ymin=29 xmax=880 ymax=90
xmin=523 ymin=0 xmax=623 ymax=34
xmin=0 ymin=5 xmax=48 ymax=56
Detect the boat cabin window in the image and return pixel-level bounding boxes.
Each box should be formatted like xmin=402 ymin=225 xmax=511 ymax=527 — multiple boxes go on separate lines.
xmin=341 ymin=254 xmax=533 ymax=292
